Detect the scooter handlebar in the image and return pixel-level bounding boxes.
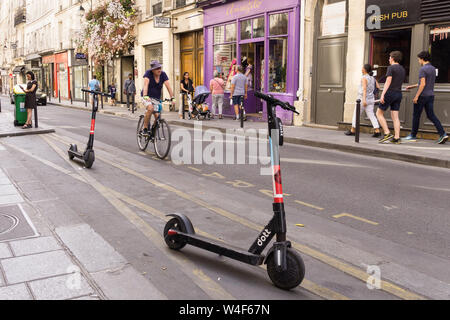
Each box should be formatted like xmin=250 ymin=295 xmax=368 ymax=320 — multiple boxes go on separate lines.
xmin=81 ymin=89 xmax=112 ymax=98
xmin=254 ymin=91 xmax=299 ymax=115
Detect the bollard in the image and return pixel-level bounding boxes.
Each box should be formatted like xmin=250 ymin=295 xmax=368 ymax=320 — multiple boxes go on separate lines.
xmin=70 ymin=89 xmax=73 ymax=105
xmin=58 ymin=89 xmax=61 ymax=103
xmin=34 ymin=105 xmax=38 ymax=128
xmin=48 ymin=90 xmax=51 ymax=102
xmin=240 ymin=99 xmax=244 ymax=129
xmin=132 ymin=94 xmax=135 ymax=114
xmin=182 ymin=94 xmax=186 ymax=119
xmin=355 ymin=99 xmax=361 ymax=143
xmin=0 ymin=98 xmax=2 ymax=112
xmin=85 ymin=91 xmax=87 ymax=107
xmin=101 ymin=94 xmax=103 ymax=109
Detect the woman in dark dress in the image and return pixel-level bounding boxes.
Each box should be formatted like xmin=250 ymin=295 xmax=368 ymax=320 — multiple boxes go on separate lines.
xmin=179 ymin=72 xmax=195 ymax=118
xmin=20 ymin=71 xmax=38 ymax=129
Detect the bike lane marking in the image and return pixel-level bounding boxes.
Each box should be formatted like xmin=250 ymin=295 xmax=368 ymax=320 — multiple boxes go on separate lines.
xmin=332 ymin=213 xmax=379 ymax=226
xmin=44 ymin=134 xmax=350 ymax=300
xmin=48 ymin=133 xmax=426 ymax=300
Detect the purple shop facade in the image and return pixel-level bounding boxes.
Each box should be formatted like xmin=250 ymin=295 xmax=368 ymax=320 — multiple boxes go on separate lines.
xmin=202 ymin=0 xmax=301 ymax=124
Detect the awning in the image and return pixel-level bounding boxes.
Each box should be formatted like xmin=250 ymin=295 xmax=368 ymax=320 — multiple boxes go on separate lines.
xmin=12 ymin=65 xmax=25 ymax=73
xmin=25 ymin=53 xmax=41 ymax=61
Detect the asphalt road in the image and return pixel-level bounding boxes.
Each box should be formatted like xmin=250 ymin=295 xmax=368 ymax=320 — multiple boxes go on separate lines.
xmin=1 ymin=98 xmax=449 ymax=300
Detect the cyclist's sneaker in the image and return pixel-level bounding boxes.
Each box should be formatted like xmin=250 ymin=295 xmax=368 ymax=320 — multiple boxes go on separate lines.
xmin=379 ymin=133 xmax=394 ymax=143
xmin=390 ymin=137 xmax=401 ymax=144
xmin=437 ymin=133 xmax=449 ymax=144
xmin=142 ymin=128 xmax=149 ymax=136
xmin=403 ymin=135 xmax=417 ymax=142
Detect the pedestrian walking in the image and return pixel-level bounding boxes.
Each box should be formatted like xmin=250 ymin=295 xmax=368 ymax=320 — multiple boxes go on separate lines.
xmin=377 ymin=51 xmax=406 ymax=144
xmin=88 ymin=75 xmax=101 ymax=107
xmin=345 ymin=64 xmax=381 ymax=137
xmin=210 ymin=71 xmax=225 ymax=119
xmin=230 ymin=65 xmax=248 ymax=121
xmin=124 ymin=74 xmax=136 ymax=111
xmin=108 ymin=82 xmax=117 ymax=106
xmin=179 ymin=72 xmax=195 ymax=119
xmin=404 ymin=51 xmax=448 ymax=144
xmin=19 ymin=71 xmax=37 ymax=129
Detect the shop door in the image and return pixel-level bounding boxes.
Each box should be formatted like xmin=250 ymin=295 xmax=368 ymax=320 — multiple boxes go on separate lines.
xmin=180 ymin=31 xmax=204 ymax=88
xmin=314 ymin=37 xmax=347 ymax=126
xmin=121 ymin=56 xmax=134 ymax=103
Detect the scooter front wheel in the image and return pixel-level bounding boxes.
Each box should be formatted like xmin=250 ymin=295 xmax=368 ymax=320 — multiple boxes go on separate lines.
xmin=164 ymin=218 xmax=187 ymax=250
xmin=266 ymin=248 xmax=305 ymax=290
xmin=84 ymin=150 xmax=95 ymax=169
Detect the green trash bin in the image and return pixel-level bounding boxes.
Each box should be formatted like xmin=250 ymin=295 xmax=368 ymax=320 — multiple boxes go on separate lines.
xmin=13 ymin=85 xmax=27 ymax=127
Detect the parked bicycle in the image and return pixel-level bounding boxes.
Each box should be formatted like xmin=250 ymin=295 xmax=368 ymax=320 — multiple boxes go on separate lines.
xmin=137 ymin=99 xmax=172 ymax=159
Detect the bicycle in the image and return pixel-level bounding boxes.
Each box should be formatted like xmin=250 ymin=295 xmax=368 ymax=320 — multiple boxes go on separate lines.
xmin=137 ymin=99 xmax=173 ymax=160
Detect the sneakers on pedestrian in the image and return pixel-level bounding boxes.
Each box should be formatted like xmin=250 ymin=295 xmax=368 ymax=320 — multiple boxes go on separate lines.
xmin=344 ymin=130 xmax=355 ymax=136
xmin=390 ymin=137 xmax=401 ymax=144
xmin=437 ymin=134 xmax=449 ymax=145
xmin=403 ymin=135 xmax=417 ymax=142
xmin=372 ymin=132 xmax=381 ymax=138
xmin=379 ymin=133 xmax=394 ymax=143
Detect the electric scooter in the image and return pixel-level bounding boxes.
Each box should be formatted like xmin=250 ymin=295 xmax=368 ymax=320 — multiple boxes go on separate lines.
xmin=163 ymin=91 xmax=305 ymax=290
xmin=68 ymin=89 xmax=110 ymax=169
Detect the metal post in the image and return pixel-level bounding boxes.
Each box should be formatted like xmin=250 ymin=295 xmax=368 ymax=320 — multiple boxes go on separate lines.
xmin=85 ymin=91 xmax=87 ymax=107
xmin=58 ymin=89 xmax=61 ymax=103
xmin=101 ymin=93 xmax=103 ymax=109
xmin=182 ymin=94 xmax=186 ymax=119
xmin=0 ymin=98 xmax=2 ymax=112
xmin=355 ymin=99 xmax=361 ymax=143
xmin=34 ymin=105 xmax=38 ymax=128
xmin=70 ymin=88 xmax=73 ymax=104
xmin=132 ymin=93 xmax=135 ymax=114
xmin=240 ymin=100 xmax=244 ymax=129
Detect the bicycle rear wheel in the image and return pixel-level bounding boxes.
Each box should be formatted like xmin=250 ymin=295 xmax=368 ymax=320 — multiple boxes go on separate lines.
xmin=137 ymin=115 xmax=150 ymax=151
xmin=154 ymin=119 xmax=171 ymax=159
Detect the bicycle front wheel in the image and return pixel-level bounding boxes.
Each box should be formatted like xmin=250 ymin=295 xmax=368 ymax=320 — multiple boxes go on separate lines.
xmin=154 ymin=119 xmax=171 ymax=159
xmin=137 ymin=115 xmax=150 ymax=151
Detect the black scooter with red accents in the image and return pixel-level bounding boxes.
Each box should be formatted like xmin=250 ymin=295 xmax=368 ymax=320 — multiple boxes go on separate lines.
xmin=163 ymin=91 xmax=305 ymax=290
xmin=68 ymin=89 xmax=110 ymax=169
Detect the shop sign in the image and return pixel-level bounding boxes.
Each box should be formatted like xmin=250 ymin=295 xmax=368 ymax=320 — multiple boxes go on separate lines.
xmin=365 ymin=0 xmax=421 ymax=31
xmin=154 ymin=16 xmax=171 ymax=28
xmin=75 ymin=53 xmax=87 ymax=60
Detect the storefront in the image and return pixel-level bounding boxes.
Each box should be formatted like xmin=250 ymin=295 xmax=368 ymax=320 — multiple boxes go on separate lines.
xmin=55 ymin=51 xmax=70 ymax=100
xmin=201 ymin=0 xmax=301 ymax=124
xmin=42 ymin=54 xmax=55 ymax=98
xmin=363 ymin=0 xmax=450 ymax=133
xmin=71 ymin=51 xmax=89 ymax=101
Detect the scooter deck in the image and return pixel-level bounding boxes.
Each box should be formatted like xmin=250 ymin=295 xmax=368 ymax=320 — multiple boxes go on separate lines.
xmin=171 ymin=231 xmax=265 ymax=266
xmin=68 ymin=150 xmax=83 ymax=159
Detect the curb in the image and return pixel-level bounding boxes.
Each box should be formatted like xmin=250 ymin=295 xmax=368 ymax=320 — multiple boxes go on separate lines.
xmin=167 ymin=120 xmax=450 ymax=170
xmin=0 ymin=128 xmax=55 ymax=138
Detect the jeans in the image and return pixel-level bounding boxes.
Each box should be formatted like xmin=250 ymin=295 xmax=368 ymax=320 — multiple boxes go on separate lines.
xmin=411 ymin=96 xmax=445 ymax=137
xmin=126 ymin=93 xmax=135 ymax=110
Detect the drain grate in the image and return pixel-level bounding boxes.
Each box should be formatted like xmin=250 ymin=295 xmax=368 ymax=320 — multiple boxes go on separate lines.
xmin=0 ymin=205 xmax=38 ymax=242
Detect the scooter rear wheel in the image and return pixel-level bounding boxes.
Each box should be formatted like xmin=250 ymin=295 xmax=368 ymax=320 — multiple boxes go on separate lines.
xmin=164 ymin=218 xmax=187 ymax=250
xmin=266 ymin=248 xmax=305 ymax=290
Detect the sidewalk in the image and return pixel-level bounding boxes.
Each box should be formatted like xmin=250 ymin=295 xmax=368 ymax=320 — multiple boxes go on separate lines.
xmin=0 ymin=143 xmax=167 ymax=300
xmin=0 ymin=98 xmax=55 ymax=138
xmin=47 ymin=99 xmax=450 ymax=169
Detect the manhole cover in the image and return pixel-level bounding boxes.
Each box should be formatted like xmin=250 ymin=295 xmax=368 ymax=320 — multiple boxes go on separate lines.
xmin=0 ymin=205 xmax=38 ymax=242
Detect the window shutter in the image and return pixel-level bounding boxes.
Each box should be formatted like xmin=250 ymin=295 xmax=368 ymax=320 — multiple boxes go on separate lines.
xmin=422 ymin=0 xmax=450 ymax=21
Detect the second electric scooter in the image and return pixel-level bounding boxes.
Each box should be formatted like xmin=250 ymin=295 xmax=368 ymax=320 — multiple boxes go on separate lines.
xmin=68 ymin=89 xmax=110 ymax=169
xmin=163 ymin=91 xmax=305 ymax=290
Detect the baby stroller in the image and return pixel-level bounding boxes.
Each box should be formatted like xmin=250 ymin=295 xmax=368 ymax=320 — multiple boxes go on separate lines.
xmin=188 ymin=86 xmax=211 ymax=120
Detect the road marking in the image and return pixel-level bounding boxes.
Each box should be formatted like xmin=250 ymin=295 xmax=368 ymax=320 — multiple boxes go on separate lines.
xmin=296 ymin=224 xmax=305 ymax=228
xmin=202 ymin=172 xmax=226 ymax=179
xmin=413 ymin=185 xmax=450 ymax=193
xmin=259 ymin=189 xmax=291 ymax=198
xmin=48 ymin=133 xmax=426 ymax=300
xmin=226 ymin=180 xmax=254 ymax=188
xmin=295 ymin=200 xmax=324 ymax=211
xmin=332 ymin=213 xmax=379 ymax=226
xmin=253 ymin=156 xmax=374 ymax=169
xmin=41 ymin=135 xmax=235 ymax=300
xmin=188 ymin=167 xmax=202 ymax=172
xmin=43 ymin=135 xmax=351 ymax=300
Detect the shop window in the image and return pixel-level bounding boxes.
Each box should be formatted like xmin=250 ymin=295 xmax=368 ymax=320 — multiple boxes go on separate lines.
xmin=430 ymin=25 xmax=450 ymax=83
xmin=214 ymin=26 xmax=225 ymax=44
xmin=145 ymin=43 xmax=163 ymax=70
xmin=270 ymin=13 xmax=288 ymax=36
xmin=225 ymin=23 xmax=236 ymax=42
xmin=241 ymin=17 xmax=265 ymax=40
xmin=213 ymin=44 xmax=237 ymax=92
xmin=269 ymin=38 xmax=288 ymax=93
xmin=370 ymin=29 xmax=411 ymax=84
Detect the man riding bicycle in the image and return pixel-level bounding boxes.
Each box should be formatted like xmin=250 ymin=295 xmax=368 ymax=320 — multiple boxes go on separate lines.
xmin=142 ymin=60 xmax=175 ymax=135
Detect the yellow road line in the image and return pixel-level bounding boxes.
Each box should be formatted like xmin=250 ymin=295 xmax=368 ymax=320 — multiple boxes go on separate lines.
xmin=43 ymin=134 xmax=350 ymax=300
xmin=295 ymin=200 xmax=325 ymax=211
xmin=47 ymin=133 xmax=426 ymax=300
xmin=333 ymin=213 xmax=379 ymax=226
xmin=41 ymin=135 xmax=235 ymax=300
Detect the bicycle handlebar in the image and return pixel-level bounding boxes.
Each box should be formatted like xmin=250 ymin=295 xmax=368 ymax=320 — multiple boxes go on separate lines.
xmin=81 ymin=89 xmax=112 ymax=97
xmin=254 ymin=91 xmax=299 ymax=115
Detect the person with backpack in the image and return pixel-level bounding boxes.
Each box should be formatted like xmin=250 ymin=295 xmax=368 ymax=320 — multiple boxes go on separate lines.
xmin=345 ymin=64 xmax=381 ymax=137
xmin=210 ymin=70 xmax=225 ymax=119
xmin=88 ymin=75 xmax=101 ymax=107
